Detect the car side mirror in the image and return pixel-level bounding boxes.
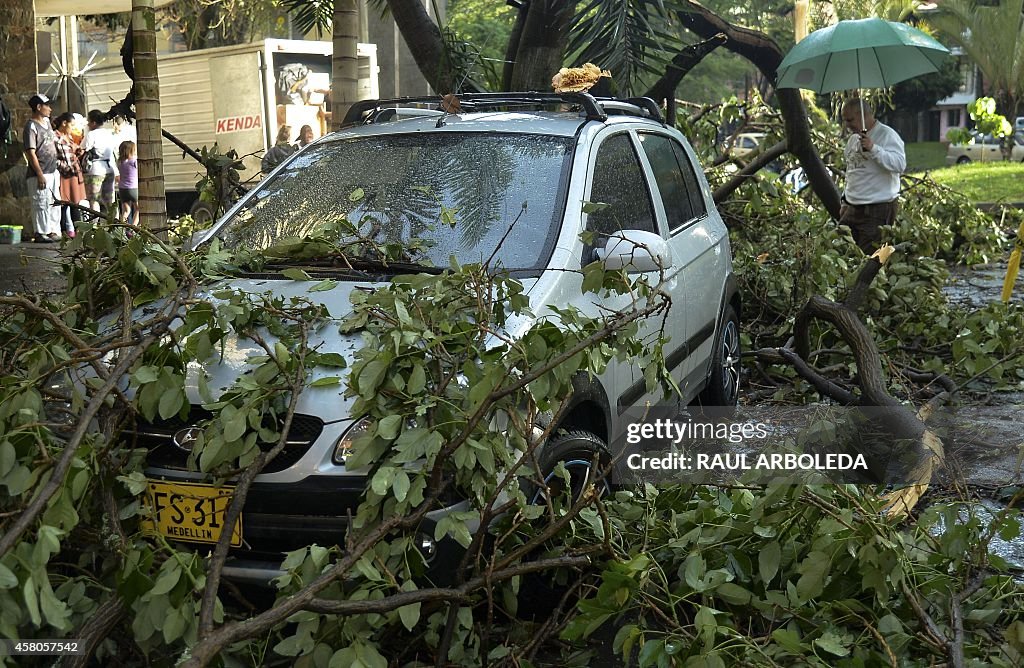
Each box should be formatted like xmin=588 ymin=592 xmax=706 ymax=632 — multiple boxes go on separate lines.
xmin=594 ymin=230 xmax=672 ymax=273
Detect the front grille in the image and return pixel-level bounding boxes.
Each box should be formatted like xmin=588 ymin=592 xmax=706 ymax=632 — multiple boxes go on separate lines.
xmin=127 ymin=406 xmax=324 ymax=473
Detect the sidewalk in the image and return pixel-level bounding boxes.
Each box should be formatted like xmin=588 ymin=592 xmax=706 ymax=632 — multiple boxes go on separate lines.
xmin=0 ymin=239 xmax=63 ymax=295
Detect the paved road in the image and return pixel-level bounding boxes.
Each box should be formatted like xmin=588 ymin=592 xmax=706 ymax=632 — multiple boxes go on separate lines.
xmin=0 ymin=238 xmax=64 ymax=295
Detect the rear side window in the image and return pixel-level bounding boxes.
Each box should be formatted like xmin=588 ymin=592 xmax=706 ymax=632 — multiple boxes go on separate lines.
xmin=672 ymin=141 xmax=708 ymax=222
xmin=638 ymin=133 xmax=694 ymax=230
xmin=587 ymin=134 xmax=657 ymax=246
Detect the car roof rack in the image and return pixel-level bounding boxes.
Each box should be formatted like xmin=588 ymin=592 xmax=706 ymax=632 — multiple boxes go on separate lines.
xmin=341 ymin=92 xmax=665 ymax=126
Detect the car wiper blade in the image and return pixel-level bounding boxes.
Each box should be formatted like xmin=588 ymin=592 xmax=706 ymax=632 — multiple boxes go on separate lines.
xmin=262 ymin=257 xmax=445 ymax=275
xmin=346 ymin=258 xmax=446 ymax=275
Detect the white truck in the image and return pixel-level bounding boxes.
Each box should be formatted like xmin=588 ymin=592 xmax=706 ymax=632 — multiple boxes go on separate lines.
xmin=85 ymin=38 xmax=379 ymax=218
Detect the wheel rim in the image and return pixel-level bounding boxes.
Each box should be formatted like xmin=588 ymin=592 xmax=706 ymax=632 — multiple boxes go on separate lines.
xmin=531 ymin=457 xmax=609 ymax=505
xmin=720 ymin=320 xmax=740 ymax=403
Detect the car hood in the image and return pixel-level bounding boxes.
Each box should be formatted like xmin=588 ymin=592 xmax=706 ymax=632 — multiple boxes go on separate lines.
xmin=179 ymin=275 xmax=539 ymax=418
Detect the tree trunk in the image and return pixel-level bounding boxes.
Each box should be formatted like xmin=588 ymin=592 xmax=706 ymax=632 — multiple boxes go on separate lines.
xmin=133 ymin=0 xmax=167 ymax=229
xmin=385 ymin=0 xmax=454 ymax=93
xmin=673 ymin=0 xmax=841 ymax=219
xmin=509 ymin=0 xmax=570 ymax=91
xmin=332 ymin=0 xmax=360 ymax=131
xmin=503 ymin=1 xmax=530 ymax=91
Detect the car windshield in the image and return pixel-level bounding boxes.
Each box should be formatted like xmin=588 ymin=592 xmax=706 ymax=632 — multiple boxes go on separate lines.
xmin=216 ymin=132 xmax=575 ymax=272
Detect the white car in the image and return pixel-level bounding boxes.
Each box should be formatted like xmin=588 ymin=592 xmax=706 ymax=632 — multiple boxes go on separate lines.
xmin=946 ymin=131 xmax=1024 ymax=164
xmin=138 ymin=93 xmax=740 ymax=583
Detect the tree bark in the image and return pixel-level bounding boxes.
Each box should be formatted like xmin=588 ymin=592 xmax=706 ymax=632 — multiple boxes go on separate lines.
xmin=132 ymin=0 xmax=167 ymax=229
xmin=503 ymin=0 xmax=530 ymax=91
xmin=644 ymin=34 xmax=727 ymax=113
xmin=332 ymin=0 xmax=359 ymax=131
xmin=673 ymin=1 xmax=841 ymax=218
xmin=510 ymin=0 xmax=571 ymax=91
xmin=385 ymin=0 xmax=454 ymax=93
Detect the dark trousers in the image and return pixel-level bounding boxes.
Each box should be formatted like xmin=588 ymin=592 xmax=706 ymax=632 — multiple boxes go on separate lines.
xmin=840 ymin=199 xmax=898 ymax=253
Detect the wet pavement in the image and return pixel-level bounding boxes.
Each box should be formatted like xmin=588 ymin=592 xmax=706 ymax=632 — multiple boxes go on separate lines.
xmin=0 ymin=237 xmax=64 ymax=296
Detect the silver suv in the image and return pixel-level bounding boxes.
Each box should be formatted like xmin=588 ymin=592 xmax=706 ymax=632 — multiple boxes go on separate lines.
xmin=139 ymin=93 xmax=739 ymax=582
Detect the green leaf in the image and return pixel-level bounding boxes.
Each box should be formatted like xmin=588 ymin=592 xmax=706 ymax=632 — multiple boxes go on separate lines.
xmin=407 ymin=364 xmax=426 ymax=395
xmin=223 ymin=408 xmax=247 ymax=442
xmin=813 ymin=631 xmax=850 ymax=657
xmin=150 ymin=562 xmax=182 ymax=596
xmin=0 ymin=441 xmax=15 ymax=478
xmin=358 ymin=360 xmax=388 ymax=397
xmin=398 ymin=601 xmax=420 ymax=630
xmin=309 ymin=376 xmax=342 ymax=387
xmin=377 ymin=415 xmax=402 ymax=440
xmin=683 ymin=553 xmax=706 ymax=590
xmin=758 ymin=541 xmax=780 ymax=584
xmin=582 ymin=200 xmax=610 ymax=214
xmin=23 ymin=576 xmax=41 ymax=626
xmin=349 ymin=187 xmax=365 ymax=202
xmin=795 ymin=551 xmax=829 ymax=601
xmin=158 ymin=386 xmax=184 ymax=420
xmin=393 ymin=471 xmax=410 ymax=503
xmin=133 ymin=365 xmax=160 ymax=384
xmin=282 ymin=268 xmax=311 ymax=281
xmin=715 ymin=582 xmax=751 ymax=605
xmin=637 ymin=638 xmax=664 ymax=668
xmin=162 ymin=606 xmax=187 ymax=643
xmin=309 ymin=279 xmax=338 ymax=292
xmin=0 ymin=563 xmax=17 ymax=589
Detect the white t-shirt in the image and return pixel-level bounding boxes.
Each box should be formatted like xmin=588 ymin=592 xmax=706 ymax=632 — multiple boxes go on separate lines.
xmin=843 ymin=121 xmax=906 ymax=205
xmin=82 ymin=126 xmax=119 ymax=176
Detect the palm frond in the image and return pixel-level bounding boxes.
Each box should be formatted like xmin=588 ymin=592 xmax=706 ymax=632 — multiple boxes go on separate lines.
xmin=279 ymin=0 xmax=335 ymax=37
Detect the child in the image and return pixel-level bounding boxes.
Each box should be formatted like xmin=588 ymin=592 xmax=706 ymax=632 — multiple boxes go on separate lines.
xmin=117 ymin=140 xmax=138 ymax=227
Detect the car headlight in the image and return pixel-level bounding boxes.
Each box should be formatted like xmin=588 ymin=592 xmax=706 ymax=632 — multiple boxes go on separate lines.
xmin=332 ymin=416 xmax=373 ymax=465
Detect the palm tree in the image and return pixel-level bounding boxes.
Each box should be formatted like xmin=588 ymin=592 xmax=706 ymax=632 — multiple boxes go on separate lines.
xmin=133 ymin=0 xmax=167 ymax=229
xmin=925 ymin=0 xmax=1024 ymax=119
xmin=281 ymin=0 xmax=360 ymax=130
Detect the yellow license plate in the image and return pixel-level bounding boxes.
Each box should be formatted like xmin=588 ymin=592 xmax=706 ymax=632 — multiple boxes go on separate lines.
xmin=143 ymin=481 xmax=242 ymax=547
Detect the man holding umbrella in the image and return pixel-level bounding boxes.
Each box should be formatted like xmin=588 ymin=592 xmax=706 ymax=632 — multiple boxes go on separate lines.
xmin=839 ymin=98 xmax=905 ymax=253
xmin=775 ymin=16 xmax=949 ymax=252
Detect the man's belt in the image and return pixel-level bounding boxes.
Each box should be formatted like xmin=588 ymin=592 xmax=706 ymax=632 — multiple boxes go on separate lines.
xmin=842 ymin=198 xmax=897 ymax=212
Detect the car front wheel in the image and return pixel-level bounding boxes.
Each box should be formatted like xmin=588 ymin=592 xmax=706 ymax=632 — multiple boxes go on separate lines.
xmin=528 ymin=430 xmax=610 ymax=505
xmin=699 ymin=305 xmax=740 ymax=408
xmin=956 ymin=156 xmax=971 ymax=164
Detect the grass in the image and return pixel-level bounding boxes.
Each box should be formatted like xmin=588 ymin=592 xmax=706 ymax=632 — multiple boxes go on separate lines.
xmin=912 ymin=160 xmax=1024 ymax=203
xmin=905 ymin=141 xmax=947 ymax=172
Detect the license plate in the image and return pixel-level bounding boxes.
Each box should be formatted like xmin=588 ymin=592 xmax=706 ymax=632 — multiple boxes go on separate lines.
xmin=143 ymin=481 xmax=242 ymax=547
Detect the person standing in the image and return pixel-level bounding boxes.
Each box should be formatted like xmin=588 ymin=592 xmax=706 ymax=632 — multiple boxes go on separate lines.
xmin=117 ymin=140 xmax=139 ymax=227
xmin=82 ymin=110 xmax=119 ymax=214
xmin=22 ymin=93 xmax=61 ymax=243
xmin=839 ymin=98 xmax=906 ymax=253
xmin=295 ymin=124 xmax=315 ymax=149
xmin=261 ymin=125 xmax=297 ymax=173
xmin=53 ymin=112 xmax=86 ymax=239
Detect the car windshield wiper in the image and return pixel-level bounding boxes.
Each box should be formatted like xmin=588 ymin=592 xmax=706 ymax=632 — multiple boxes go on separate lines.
xmin=263 ymin=257 xmax=446 ymax=275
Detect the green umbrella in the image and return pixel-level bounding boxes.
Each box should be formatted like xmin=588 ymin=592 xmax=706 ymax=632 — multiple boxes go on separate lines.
xmin=776 ymin=17 xmax=951 ymax=124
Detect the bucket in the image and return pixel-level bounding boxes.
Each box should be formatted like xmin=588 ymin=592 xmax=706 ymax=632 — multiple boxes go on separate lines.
xmin=0 ymin=226 xmax=21 ymax=245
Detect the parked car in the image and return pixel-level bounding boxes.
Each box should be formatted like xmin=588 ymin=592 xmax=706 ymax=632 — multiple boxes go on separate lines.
xmin=946 ymin=131 xmax=1024 ymax=164
xmin=136 ymin=93 xmax=740 ymax=584
xmin=729 ymin=132 xmax=767 ymax=159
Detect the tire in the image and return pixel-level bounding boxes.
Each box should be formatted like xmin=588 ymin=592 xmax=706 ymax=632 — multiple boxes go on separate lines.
xmin=188 ymin=199 xmax=216 ymax=226
xmin=515 ymin=429 xmax=609 ymax=619
xmin=698 ymin=305 xmax=741 ymax=408
xmin=528 ymin=430 xmax=611 ymax=505
xmin=956 ymin=156 xmax=971 ymax=165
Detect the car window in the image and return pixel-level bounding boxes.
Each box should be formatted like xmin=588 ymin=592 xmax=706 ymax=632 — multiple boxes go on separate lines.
xmin=586 ymin=133 xmax=657 ymax=247
xmin=217 ymin=133 xmax=574 ymax=272
xmin=637 ymin=133 xmax=694 ymax=230
xmin=671 ymin=141 xmax=707 ymax=222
